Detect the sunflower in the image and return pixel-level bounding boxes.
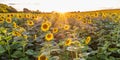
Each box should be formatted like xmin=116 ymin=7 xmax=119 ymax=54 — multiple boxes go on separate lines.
xmin=41 ymin=22 xmax=50 ymax=32
xmin=64 ymin=25 xmax=70 ymax=30
xmin=19 ymin=27 xmax=26 ymax=33
xmin=72 ymin=41 xmax=81 ymax=46
xmin=45 ymin=33 xmax=54 ymax=41
xmin=59 ymin=24 xmax=63 ymax=28
xmin=52 ymin=28 xmax=58 ymax=33
xmin=0 ymin=18 xmax=4 ymax=23
xmin=6 ymin=18 xmax=12 ymax=23
xmin=23 ymin=35 xmax=28 ymax=39
xmin=7 ymin=14 xmax=11 ymax=17
xmin=34 ymin=34 xmax=37 ymax=40
xmin=85 ymin=36 xmax=91 ymax=44
xmin=12 ymin=31 xmax=21 ymax=37
xmin=38 ymin=55 xmax=48 ymax=60
xmin=27 ymin=20 xmax=34 ymax=26
xmin=46 ymin=21 xmax=51 ymax=27
xmin=65 ymin=38 xmax=72 ymax=46
xmin=13 ymin=22 xmax=17 ymax=28
xmin=25 ymin=14 xmax=30 ymax=18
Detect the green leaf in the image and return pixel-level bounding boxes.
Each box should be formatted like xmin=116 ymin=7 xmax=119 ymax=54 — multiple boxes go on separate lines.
xmin=5 ymin=36 xmax=12 ymax=41
xmin=108 ymin=48 xmax=118 ymax=52
xmin=0 ymin=41 xmax=6 ymax=45
xmin=117 ymin=49 xmax=120 ymax=53
xmin=11 ymin=51 xmax=23 ymax=58
xmin=0 ymin=45 xmax=5 ymax=54
xmin=109 ymin=56 xmax=115 ymax=60
xmin=20 ymin=56 xmax=29 ymax=60
xmin=25 ymin=49 xmax=35 ymax=56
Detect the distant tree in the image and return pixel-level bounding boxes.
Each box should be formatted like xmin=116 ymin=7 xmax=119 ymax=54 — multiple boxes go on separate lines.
xmin=7 ymin=6 xmax=17 ymax=12
xmin=0 ymin=4 xmax=9 ymax=13
xmin=23 ymin=8 xmax=31 ymax=13
xmin=0 ymin=3 xmax=17 ymax=13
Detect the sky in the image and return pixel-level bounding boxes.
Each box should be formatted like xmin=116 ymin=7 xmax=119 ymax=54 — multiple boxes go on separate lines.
xmin=0 ymin=0 xmax=120 ymax=12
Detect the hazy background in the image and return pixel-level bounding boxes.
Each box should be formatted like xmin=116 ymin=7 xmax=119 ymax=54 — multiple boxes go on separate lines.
xmin=0 ymin=0 xmax=120 ymax=12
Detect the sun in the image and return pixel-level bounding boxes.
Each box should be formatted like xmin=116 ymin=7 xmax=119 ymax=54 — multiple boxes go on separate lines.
xmin=56 ymin=10 xmax=67 ymax=14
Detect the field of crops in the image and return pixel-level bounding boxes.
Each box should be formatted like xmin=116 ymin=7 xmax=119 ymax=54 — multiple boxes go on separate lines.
xmin=0 ymin=9 xmax=120 ymax=60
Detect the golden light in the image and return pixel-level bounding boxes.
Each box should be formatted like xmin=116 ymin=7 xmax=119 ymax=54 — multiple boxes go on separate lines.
xmin=56 ymin=10 xmax=67 ymax=14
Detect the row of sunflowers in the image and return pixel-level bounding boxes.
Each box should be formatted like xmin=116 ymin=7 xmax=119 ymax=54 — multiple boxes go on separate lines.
xmin=0 ymin=10 xmax=120 ymax=60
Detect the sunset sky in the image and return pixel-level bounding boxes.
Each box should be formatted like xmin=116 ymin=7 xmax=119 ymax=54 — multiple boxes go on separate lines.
xmin=0 ymin=0 xmax=120 ymax=12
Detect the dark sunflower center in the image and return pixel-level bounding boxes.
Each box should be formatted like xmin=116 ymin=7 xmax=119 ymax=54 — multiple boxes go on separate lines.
xmin=40 ymin=55 xmax=46 ymax=60
xmin=7 ymin=19 xmax=10 ymax=22
xmin=30 ymin=22 xmax=32 ymax=24
xmin=0 ymin=20 xmax=3 ymax=21
xmin=66 ymin=40 xmax=70 ymax=44
xmin=47 ymin=34 xmax=51 ymax=38
xmin=43 ymin=24 xmax=48 ymax=29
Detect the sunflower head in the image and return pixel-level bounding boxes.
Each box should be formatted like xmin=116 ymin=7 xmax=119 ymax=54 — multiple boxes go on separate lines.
xmin=52 ymin=28 xmax=58 ymax=33
xmin=46 ymin=21 xmax=51 ymax=27
xmin=65 ymin=38 xmax=72 ymax=46
xmin=23 ymin=35 xmax=28 ymax=39
xmin=38 ymin=55 xmax=48 ymax=60
xmin=72 ymin=41 xmax=81 ymax=47
xmin=64 ymin=25 xmax=70 ymax=30
xmin=85 ymin=36 xmax=91 ymax=44
xmin=12 ymin=31 xmax=21 ymax=37
xmin=45 ymin=33 xmax=54 ymax=41
xmin=0 ymin=18 xmax=4 ymax=23
xmin=27 ymin=20 xmax=34 ymax=26
xmin=6 ymin=18 xmax=12 ymax=23
xmin=13 ymin=22 xmax=17 ymax=28
xmin=34 ymin=34 xmax=37 ymax=40
xmin=41 ymin=22 xmax=50 ymax=32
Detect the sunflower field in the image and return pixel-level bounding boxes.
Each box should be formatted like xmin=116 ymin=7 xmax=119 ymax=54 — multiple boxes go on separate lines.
xmin=0 ymin=10 xmax=120 ymax=60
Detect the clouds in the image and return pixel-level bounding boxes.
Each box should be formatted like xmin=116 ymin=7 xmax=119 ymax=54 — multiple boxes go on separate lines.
xmin=0 ymin=0 xmax=120 ymax=12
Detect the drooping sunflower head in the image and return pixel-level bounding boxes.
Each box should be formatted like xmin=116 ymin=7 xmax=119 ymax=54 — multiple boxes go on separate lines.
xmin=27 ymin=20 xmax=34 ymax=26
xmin=72 ymin=41 xmax=81 ymax=47
xmin=38 ymin=55 xmax=48 ymax=60
xmin=65 ymin=38 xmax=72 ymax=46
xmin=64 ymin=25 xmax=70 ymax=30
xmin=45 ymin=33 xmax=54 ymax=41
xmin=6 ymin=18 xmax=12 ymax=23
xmin=85 ymin=36 xmax=91 ymax=44
xmin=12 ymin=31 xmax=21 ymax=37
xmin=52 ymin=28 xmax=58 ymax=33
xmin=41 ymin=22 xmax=50 ymax=32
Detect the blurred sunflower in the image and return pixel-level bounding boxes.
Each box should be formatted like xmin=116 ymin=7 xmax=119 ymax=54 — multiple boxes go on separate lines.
xmin=27 ymin=20 xmax=34 ymax=26
xmin=41 ymin=22 xmax=50 ymax=32
xmin=59 ymin=24 xmax=63 ymax=28
xmin=23 ymin=35 xmax=28 ymax=39
xmin=19 ymin=27 xmax=26 ymax=33
xmin=45 ymin=33 xmax=54 ymax=41
xmin=72 ymin=41 xmax=81 ymax=46
xmin=0 ymin=18 xmax=4 ymax=23
xmin=38 ymin=55 xmax=48 ymax=60
xmin=46 ymin=21 xmax=51 ymax=27
xmin=64 ymin=25 xmax=70 ymax=30
xmin=34 ymin=34 xmax=37 ymax=40
xmin=13 ymin=22 xmax=17 ymax=28
xmin=6 ymin=18 xmax=12 ymax=23
xmin=52 ymin=28 xmax=58 ymax=33
xmin=85 ymin=36 xmax=91 ymax=44
xmin=12 ymin=31 xmax=21 ymax=37
xmin=65 ymin=38 xmax=72 ymax=46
